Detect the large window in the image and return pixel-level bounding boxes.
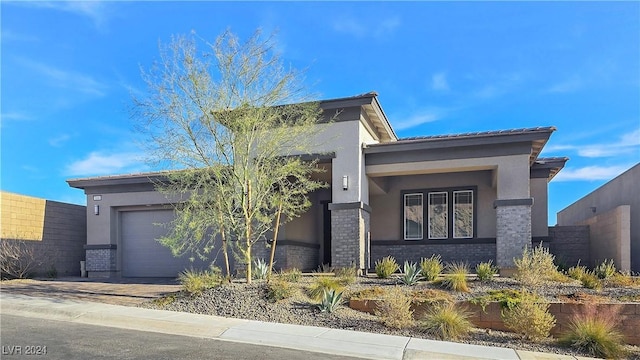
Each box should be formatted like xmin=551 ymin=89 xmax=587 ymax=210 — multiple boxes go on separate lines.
xmin=404 ymin=193 xmax=423 ymax=240
xmin=403 ymin=188 xmax=475 ymax=240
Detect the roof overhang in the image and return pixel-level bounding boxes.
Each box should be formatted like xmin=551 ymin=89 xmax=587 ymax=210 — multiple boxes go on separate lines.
xmin=531 ymin=157 xmax=569 ymax=181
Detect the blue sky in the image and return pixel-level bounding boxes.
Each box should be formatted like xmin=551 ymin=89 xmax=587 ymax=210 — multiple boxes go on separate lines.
xmin=1 ymin=1 xmax=639 ymax=224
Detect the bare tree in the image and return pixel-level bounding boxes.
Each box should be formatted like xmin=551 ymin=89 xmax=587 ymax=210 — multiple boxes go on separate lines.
xmin=0 ymin=239 xmax=44 ymax=279
xmin=134 ymin=29 xmax=326 ymax=283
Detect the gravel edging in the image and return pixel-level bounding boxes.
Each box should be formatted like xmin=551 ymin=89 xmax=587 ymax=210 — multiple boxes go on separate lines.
xmin=140 ymin=277 xmax=640 ymax=359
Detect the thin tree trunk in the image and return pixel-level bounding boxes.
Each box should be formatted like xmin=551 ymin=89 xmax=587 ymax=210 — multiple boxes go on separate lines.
xmin=267 ymin=201 xmax=283 ymax=283
xmin=245 ymin=180 xmax=252 ymax=284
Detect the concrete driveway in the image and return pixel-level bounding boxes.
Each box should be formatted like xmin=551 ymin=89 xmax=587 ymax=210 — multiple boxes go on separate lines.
xmin=0 ymin=277 xmax=181 ymax=306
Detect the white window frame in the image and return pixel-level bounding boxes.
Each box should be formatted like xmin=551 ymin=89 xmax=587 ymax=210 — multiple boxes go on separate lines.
xmin=453 ymin=190 xmax=474 ymax=239
xmin=428 ymin=191 xmax=449 ymax=239
xmin=403 ymin=193 xmax=423 ymax=240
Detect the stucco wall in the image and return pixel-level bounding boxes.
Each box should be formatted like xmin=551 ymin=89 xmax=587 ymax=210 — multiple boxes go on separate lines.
xmin=530 ymin=177 xmax=548 ymax=237
xmin=558 ymin=163 xmax=639 ymax=272
xmin=1 ymin=191 xmax=86 ymax=276
xmin=579 ymin=205 xmax=631 ymax=271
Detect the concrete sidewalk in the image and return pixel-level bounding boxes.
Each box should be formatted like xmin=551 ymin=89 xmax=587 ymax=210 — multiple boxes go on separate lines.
xmin=0 ymin=293 xmax=596 ymax=360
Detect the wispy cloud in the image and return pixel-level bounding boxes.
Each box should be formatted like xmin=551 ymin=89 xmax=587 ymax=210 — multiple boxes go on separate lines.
xmin=547 ymin=76 xmax=583 ymax=93
xmin=431 ymin=72 xmax=449 ymax=91
xmin=333 ymin=15 xmax=401 ymax=39
xmin=1 ymin=112 xmax=32 ymax=122
xmin=554 ymin=165 xmax=631 ymax=182
xmin=18 ymin=1 xmax=111 ymax=30
xmin=471 ymin=72 xmax=523 ymax=99
xmin=21 ymin=58 xmax=108 ymax=97
xmin=1 ymin=30 xmax=39 ymax=43
xmin=66 ymin=151 xmax=148 ymax=177
xmin=543 ymin=129 xmax=640 ymax=158
xmin=393 ymin=109 xmax=442 ymax=131
xmin=49 ymin=134 xmax=72 ymax=147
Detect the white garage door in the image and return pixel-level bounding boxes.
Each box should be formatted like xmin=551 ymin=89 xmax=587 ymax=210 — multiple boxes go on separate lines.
xmin=121 ymin=210 xmax=206 ymax=277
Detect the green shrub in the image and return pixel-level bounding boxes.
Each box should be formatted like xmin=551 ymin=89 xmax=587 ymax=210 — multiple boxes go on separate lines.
xmin=279 ymin=268 xmax=301 ymax=283
xmin=178 ymin=267 xmax=223 ymax=295
xmin=317 ymin=289 xmax=344 ymax=313
xmin=253 ymin=258 xmax=270 ymax=280
xmin=514 ymin=243 xmax=558 ymax=287
xmin=375 ymin=286 xmax=414 ymax=329
xmin=350 ymin=286 xmax=387 ymax=300
xmin=475 ymin=260 xmax=496 ymax=282
xmin=594 ymin=259 xmax=616 ymax=280
xmin=420 ymin=255 xmax=443 ymax=281
xmin=440 ymin=262 xmax=469 ymax=292
xmin=400 ymin=261 xmax=423 ymax=286
xmin=411 ymin=289 xmax=454 ymax=307
xmin=502 ymin=291 xmax=556 ymax=341
xmin=421 ymin=303 xmax=473 ymax=340
xmin=334 ymin=266 xmax=357 ymax=285
xmin=308 ymin=276 xmax=344 ymax=301
xmin=375 ymin=256 xmax=399 ymax=279
xmin=567 ymin=263 xmax=588 ymax=281
xmin=559 ymin=305 xmax=626 ymax=359
xmin=608 ymin=272 xmax=639 ymax=287
xmin=470 ymin=289 xmax=530 ymax=311
xmin=316 ymin=263 xmax=333 ymax=273
xmin=267 ymin=279 xmax=294 ymax=302
xmin=580 ymin=271 xmax=602 ymax=290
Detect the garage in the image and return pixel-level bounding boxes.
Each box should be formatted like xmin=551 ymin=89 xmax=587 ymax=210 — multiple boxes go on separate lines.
xmin=121 ymin=210 xmax=206 ymax=277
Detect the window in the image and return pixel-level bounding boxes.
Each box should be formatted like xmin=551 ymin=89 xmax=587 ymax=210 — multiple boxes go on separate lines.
xmin=404 ymin=193 xmax=423 ymax=240
xmin=403 ymin=187 xmax=475 ymax=240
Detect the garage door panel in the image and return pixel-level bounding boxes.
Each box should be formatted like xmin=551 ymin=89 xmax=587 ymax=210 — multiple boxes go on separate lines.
xmin=121 ymin=210 xmax=208 ymax=277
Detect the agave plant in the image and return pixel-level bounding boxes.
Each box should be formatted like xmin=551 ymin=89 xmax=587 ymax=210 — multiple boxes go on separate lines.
xmin=318 ymin=289 xmax=344 ymax=313
xmin=253 ymin=258 xmax=271 ymax=280
xmin=400 ymin=261 xmax=423 ymax=286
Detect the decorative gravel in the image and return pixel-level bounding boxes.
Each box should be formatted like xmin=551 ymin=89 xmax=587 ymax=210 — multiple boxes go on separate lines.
xmin=141 ymin=276 xmax=640 ymax=359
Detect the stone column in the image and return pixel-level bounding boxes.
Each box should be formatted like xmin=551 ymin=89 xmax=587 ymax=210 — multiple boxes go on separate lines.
xmin=494 ymin=199 xmax=533 ymax=270
xmin=329 ymin=202 xmax=370 ymax=271
xmin=84 ymin=244 xmax=117 ymax=278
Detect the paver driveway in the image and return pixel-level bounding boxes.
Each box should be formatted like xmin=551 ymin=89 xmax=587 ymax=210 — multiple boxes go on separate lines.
xmin=0 ymin=277 xmax=181 ymax=306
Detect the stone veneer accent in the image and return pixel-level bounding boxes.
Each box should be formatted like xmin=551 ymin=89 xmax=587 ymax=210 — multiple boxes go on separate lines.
xmin=371 ymin=242 xmax=496 ymax=269
xmin=495 ymin=204 xmax=532 ymax=269
xmin=85 ymin=246 xmax=117 ymax=277
xmin=330 ymin=204 xmax=370 ymax=270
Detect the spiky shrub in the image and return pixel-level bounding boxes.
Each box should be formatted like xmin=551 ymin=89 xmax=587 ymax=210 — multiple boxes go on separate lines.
xmin=421 ymin=302 xmax=473 ymax=341
xmin=375 ymin=256 xmax=399 ymax=279
xmin=316 ymin=263 xmax=333 ymax=273
xmin=580 ymin=271 xmax=602 ymax=290
xmin=279 ymin=268 xmax=301 ymax=283
xmin=267 ymin=278 xmax=294 ymax=302
xmin=334 ymin=266 xmax=357 ymax=285
xmin=375 ymin=286 xmax=414 ymax=329
xmin=400 ymin=261 xmax=423 ymax=286
xmin=502 ymin=290 xmax=556 ymax=341
xmin=514 ymin=243 xmax=558 ymax=287
xmin=440 ymin=262 xmax=469 ymax=292
xmin=178 ymin=267 xmax=222 ymax=295
xmin=559 ymin=304 xmax=626 ymax=359
xmin=317 ymin=289 xmax=344 ymax=313
xmin=567 ymin=263 xmax=588 ymax=281
xmin=608 ymin=271 xmax=638 ymax=287
xmin=475 ymin=260 xmax=497 ymax=282
xmin=308 ymin=276 xmax=344 ymax=301
xmin=420 ymin=255 xmax=443 ymax=281
xmin=594 ymin=259 xmax=616 ymax=280
xmin=253 ymin=258 xmax=270 ymax=280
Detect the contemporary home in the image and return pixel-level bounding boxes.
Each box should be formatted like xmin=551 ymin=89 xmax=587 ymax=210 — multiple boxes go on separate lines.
xmin=68 ymin=92 xmax=567 ymax=278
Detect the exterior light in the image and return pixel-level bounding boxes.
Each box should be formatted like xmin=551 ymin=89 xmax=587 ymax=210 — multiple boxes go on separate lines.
xmin=94 ymin=205 xmax=100 ymax=215
xmin=342 ymin=175 xmax=349 ymax=191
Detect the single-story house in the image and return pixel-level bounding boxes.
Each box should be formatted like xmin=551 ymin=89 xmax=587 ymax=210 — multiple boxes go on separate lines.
xmin=68 ymin=92 xmax=567 ymax=278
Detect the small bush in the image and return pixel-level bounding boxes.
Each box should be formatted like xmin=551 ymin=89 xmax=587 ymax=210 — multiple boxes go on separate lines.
xmin=568 ymin=263 xmax=588 ymax=281
xmin=411 ymin=289 xmax=454 ymax=307
xmin=316 ymin=263 xmax=333 ymax=273
xmin=178 ymin=267 xmax=223 ymax=295
xmin=375 ymin=256 xmax=399 ymax=279
xmin=470 ymin=289 xmax=530 ymax=311
xmin=559 ymin=305 xmax=626 ymax=359
xmin=267 ymin=279 xmax=294 ymax=302
xmin=502 ymin=291 xmax=556 ymax=341
xmin=580 ymin=271 xmax=602 ymax=290
xmin=279 ymin=268 xmax=301 ymax=283
xmin=607 ymin=272 xmax=639 ymax=287
xmin=0 ymin=239 xmax=43 ymax=279
xmin=350 ymin=286 xmax=387 ymax=300
xmin=334 ymin=266 xmax=357 ymax=285
xmin=421 ymin=303 xmax=473 ymax=340
xmin=514 ymin=243 xmax=558 ymax=287
xmin=317 ymin=289 xmax=344 ymax=313
xmin=475 ymin=260 xmax=497 ymax=282
xmin=420 ymin=255 xmax=443 ymax=281
xmin=594 ymin=259 xmax=616 ymax=280
xmin=400 ymin=261 xmax=423 ymax=286
xmin=308 ymin=276 xmax=344 ymax=301
xmin=440 ymin=262 xmax=469 ymax=292
xmin=375 ymin=286 xmax=414 ymax=329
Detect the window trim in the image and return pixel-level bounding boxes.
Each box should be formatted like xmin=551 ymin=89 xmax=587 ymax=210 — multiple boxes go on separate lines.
xmin=401 ymin=186 xmax=477 ymax=241
xmin=403 ymin=193 xmax=423 ymax=240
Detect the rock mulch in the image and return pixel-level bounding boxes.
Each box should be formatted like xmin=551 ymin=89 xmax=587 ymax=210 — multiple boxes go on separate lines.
xmin=140 ymin=276 xmax=640 ymax=359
